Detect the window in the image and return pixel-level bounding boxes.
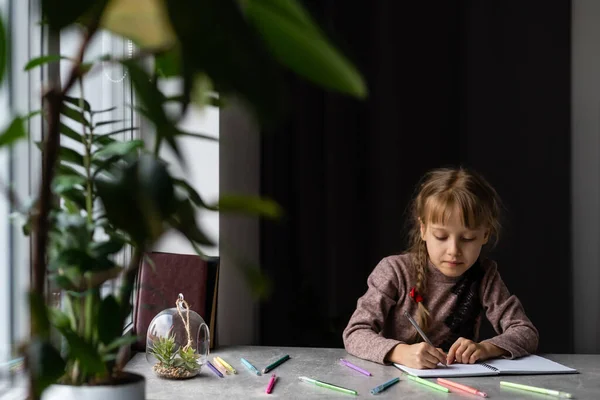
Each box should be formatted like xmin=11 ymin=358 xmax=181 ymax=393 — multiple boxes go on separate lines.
xmin=0 ymin=0 xmax=137 ymax=368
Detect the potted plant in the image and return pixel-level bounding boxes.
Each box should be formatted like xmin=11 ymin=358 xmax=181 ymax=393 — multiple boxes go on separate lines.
xmin=0 ymin=0 xmax=367 ymax=399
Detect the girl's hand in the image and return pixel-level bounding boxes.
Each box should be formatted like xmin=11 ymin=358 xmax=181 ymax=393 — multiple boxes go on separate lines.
xmin=387 ymin=343 xmax=447 ymax=369
xmin=447 ymin=337 xmax=507 ymax=364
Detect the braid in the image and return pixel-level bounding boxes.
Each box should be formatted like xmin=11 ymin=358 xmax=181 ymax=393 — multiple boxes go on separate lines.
xmin=412 ymin=239 xmax=431 ymax=342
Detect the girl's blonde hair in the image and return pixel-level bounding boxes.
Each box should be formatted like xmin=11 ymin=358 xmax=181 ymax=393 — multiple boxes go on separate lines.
xmin=407 ymin=167 xmax=501 ymax=341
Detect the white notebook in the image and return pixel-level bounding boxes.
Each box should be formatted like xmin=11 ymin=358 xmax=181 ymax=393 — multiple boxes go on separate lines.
xmin=393 ymin=355 xmax=577 ymax=378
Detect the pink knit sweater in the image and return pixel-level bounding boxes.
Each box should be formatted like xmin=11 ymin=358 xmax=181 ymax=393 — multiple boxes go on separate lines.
xmin=343 ymin=254 xmax=539 ymax=364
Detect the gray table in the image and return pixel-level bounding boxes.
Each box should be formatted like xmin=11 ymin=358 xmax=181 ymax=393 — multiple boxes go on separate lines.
xmin=125 ymin=346 xmax=599 ymax=399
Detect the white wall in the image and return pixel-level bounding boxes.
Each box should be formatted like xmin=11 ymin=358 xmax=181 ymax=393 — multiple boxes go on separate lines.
xmin=572 ymin=0 xmax=600 ymax=353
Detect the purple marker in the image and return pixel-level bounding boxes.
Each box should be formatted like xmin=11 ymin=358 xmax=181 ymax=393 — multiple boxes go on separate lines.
xmin=340 ymin=358 xmax=372 ymax=376
xmin=206 ymin=360 xmax=224 ymax=378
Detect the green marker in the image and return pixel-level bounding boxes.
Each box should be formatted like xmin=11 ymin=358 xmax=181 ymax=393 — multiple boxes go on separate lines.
xmin=404 ymin=374 xmax=449 ymax=393
xmin=299 ymin=376 xmax=357 ymax=395
xmin=500 ymin=381 xmax=572 ymax=398
xmin=262 ymin=354 xmax=290 ymax=374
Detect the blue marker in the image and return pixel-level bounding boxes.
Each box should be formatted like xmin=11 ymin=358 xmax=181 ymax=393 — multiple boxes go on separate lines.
xmin=240 ymin=357 xmax=261 ymax=375
xmin=370 ymin=377 xmax=400 ymax=395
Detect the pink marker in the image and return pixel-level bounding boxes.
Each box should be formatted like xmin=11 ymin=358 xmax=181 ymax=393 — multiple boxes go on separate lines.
xmin=266 ymin=374 xmax=277 ymax=394
xmin=340 ymin=358 xmax=372 ymax=376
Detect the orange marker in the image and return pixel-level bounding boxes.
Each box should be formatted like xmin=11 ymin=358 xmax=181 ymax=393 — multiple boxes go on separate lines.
xmin=437 ymin=378 xmax=488 ymax=397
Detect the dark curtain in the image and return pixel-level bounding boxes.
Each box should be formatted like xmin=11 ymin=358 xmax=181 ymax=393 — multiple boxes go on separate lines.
xmin=260 ymin=1 xmax=572 ymax=354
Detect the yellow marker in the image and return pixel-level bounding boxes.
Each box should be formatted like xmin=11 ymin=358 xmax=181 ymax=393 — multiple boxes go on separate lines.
xmin=212 ymin=357 xmax=229 ymax=375
xmin=216 ymin=356 xmax=238 ymax=374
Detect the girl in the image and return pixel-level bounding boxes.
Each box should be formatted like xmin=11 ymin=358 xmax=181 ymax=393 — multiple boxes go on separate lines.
xmin=343 ymin=167 xmax=538 ymax=369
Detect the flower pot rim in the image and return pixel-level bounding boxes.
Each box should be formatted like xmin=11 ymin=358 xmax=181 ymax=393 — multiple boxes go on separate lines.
xmin=53 ymin=371 xmax=145 ymax=388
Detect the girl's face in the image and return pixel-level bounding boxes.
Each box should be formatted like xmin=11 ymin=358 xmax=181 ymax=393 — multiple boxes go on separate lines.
xmin=420 ymin=209 xmax=489 ymax=278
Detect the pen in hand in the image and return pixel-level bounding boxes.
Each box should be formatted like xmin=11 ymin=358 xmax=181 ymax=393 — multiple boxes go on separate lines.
xmin=404 ymin=311 xmax=447 ymax=366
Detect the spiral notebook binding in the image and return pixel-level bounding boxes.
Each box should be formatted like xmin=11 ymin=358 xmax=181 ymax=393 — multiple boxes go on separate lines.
xmin=480 ymin=363 xmax=499 ymax=372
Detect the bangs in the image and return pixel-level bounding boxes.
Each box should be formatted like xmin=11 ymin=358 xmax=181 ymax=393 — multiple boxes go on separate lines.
xmin=423 ymin=190 xmax=487 ymax=229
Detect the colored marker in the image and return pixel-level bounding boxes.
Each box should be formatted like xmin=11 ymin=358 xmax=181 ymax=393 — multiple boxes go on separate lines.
xmin=262 ymin=354 xmax=290 ymax=374
xmin=216 ymin=356 xmax=237 ymax=374
xmin=340 ymin=358 xmax=372 ymax=376
xmin=266 ymin=374 xmax=277 ymax=394
xmin=370 ymin=377 xmax=400 ymax=395
xmin=206 ymin=360 xmax=224 ymax=378
xmin=299 ymin=376 xmax=357 ymax=396
xmin=500 ymin=381 xmax=572 ymax=398
xmin=212 ymin=357 xmax=229 ymax=375
xmin=404 ymin=374 xmax=449 ymax=393
xmin=240 ymin=357 xmax=261 ymax=376
xmin=437 ymin=378 xmax=487 ymax=397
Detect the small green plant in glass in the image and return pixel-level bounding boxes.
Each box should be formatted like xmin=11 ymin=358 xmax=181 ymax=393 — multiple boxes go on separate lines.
xmin=149 ymin=333 xmax=199 ymax=379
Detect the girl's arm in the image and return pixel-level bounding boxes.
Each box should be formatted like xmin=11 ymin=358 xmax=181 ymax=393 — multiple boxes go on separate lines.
xmin=480 ymin=261 xmax=539 ymax=358
xmin=342 ymin=258 xmax=406 ymax=364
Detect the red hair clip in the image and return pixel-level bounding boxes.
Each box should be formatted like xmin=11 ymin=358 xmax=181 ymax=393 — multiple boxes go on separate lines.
xmin=409 ymin=287 xmax=423 ymax=303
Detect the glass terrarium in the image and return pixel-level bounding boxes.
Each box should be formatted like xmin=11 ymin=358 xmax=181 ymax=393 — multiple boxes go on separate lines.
xmin=146 ymin=293 xmax=210 ymax=379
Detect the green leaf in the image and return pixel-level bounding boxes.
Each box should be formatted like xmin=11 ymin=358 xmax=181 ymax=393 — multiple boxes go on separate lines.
xmin=26 ymin=338 xmax=66 ymax=397
xmin=91 ymin=106 xmax=117 ymax=115
xmin=59 ymin=146 xmax=85 ymax=167
xmin=136 ymin=154 xmax=177 ymax=219
xmin=244 ymin=0 xmax=367 ymax=98
xmin=84 ymin=265 xmax=122 ymax=287
xmin=49 ymin=248 xmax=91 ymax=272
xmin=64 ymin=95 xmax=92 ymax=113
xmin=155 ymin=46 xmax=181 ymax=77
xmin=51 ymin=273 xmax=77 ymax=290
xmin=57 ymin=163 xmax=86 ymax=180
xmin=164 ymin=0 xmax=285 ymax=125
xmin=24 ymin=54 xmax=70 ymax=71
xmin=177 ymin=129 xmax=218 ymax=142
xmin=92 ymin=127 xmax=139 ymax=143
xmin=56 ymin=188 xmax=86 ymax=210
xmin=173 ymin=179 xmax=208 ymax=207
xmin=242 ymin=0 xmax=320 ymax=36
xmin=61 ymin=104 xmax=91 ymax=128
xmin=97 ymin=295 xmax=122 ymax=345
xmin=90 ymin=237 xmax=125 ymax=257
xmin=171 ymin=199 xmax=213 ymax=246
xmin=95 ymin=156 xmax=177 ymax=246
xmin=95 ymin=167 xmax=151 ymax=244
xmin=52 ymin=175 xmax=86 ymax=194
xmin=59 ymin=122 xmax=84 ymax=144
xmin=29 ymin=291 xmax=51 ymax=338
xmin=123 ymin=60 xmax=182 ymax=159
xmin=61 ymin=330 xmax=107 ymax=375
xmin=48 ymin=308 xmax=72 ymax=331
xmin=92 ymin=139 xmax=143 ymax=160
xmin=190 ymin=73 xmax=214 ymax=108
xmin=24 ymin=109 xmax=43 ymax=120
xmin=102 ymin=334 xmax=139 ymax=353
xmin=94 ymin=119 xmax=123 ymax=128
xmin=213 ymin=194 xmax=282 ymax=219
xmin=241 ymin=262 xmax=272 ymax=299
xmin=0 ymin=12 xmax=7 ymax=85
xmin=0 ymin=116 xmax=26 ymax=147
xmin=92 ymin=135 xmax=116 ymax=147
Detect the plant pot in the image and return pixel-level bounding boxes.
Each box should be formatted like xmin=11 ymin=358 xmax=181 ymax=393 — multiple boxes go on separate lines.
xmin=41 ymin=372 xmax=145 ymax=400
